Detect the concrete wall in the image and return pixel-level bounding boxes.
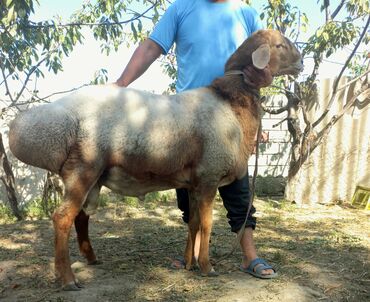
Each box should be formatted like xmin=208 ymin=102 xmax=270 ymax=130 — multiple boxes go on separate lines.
xmin=0 ymin=122 xmax=46 ymax=207
xmin=285 ymin=77 xmax=370 ymax=204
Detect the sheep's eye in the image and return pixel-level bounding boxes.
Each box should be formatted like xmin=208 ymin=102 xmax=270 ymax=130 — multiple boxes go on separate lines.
xmin=276 ymin=44 xmax=285 ymax=48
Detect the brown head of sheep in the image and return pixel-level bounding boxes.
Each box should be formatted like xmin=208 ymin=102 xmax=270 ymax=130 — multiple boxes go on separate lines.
xmin=8 ymin=29 xmax=302 ymax=290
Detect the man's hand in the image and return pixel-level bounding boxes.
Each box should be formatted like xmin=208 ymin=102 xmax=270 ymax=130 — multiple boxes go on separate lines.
xmin=253 ymin=131 xmax=269 ymax=154
xmin=243 ymin=65 xmax=273 ymax=89
xmin=115 ymin=39 xmax=162 ymax=88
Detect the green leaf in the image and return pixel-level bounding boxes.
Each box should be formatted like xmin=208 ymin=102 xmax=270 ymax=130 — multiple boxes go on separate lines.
xmin=323 ymin=32 xmax=329 ymax=41
xmin=7 ymin=5 xmax=15 ymax=22
xmin=131 ymin=22 xmax=137 ymax=40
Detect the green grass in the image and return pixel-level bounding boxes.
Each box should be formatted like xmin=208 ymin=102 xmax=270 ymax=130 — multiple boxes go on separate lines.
xmin=1 ymin=191 xmax=175 ymax=222
xmin=145 ymin=191 xmax=174 ymax=204
xmin=97 ymin=194 xmax=111 ymax=207
xmin=24 ymin=198 xmax=47 ymax=219
xmin=0 ymin=203 xmax=17 ymax=223
xmin=124 ymin=196 xmax=139 ymax=207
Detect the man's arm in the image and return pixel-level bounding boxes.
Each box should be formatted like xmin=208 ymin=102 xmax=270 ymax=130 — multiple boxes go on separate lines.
xmin=115 ymin=39 xmax=163 ymax=87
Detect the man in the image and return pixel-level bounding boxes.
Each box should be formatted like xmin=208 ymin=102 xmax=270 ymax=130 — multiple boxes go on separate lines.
xmin=116 ymin=0 xmax=277 ymax=279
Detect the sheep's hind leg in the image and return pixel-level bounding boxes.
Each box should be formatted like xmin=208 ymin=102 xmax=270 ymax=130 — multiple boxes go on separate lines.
xmin=74 ymin=184 xmax=101 ymax=265
xmin=197 ymin=188 xmax=218 ymax=277
xmin=74 ymin=211 xmax=97 ymax=265
xmin=53 ymin=165 xmax=102 ymax=291
xmin=184 ymin=189 xmax=199 ymax=271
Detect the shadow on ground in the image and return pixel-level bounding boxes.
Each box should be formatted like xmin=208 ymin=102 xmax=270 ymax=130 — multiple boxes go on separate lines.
xmin=0 ymin=197 xmax=369 ymax=302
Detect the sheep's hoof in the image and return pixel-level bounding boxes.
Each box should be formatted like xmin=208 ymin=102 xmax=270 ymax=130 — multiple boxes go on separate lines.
xmin=185 ymin=263 xmax=193 ymax=271
xmin=201 ymin=267 xmax=219 ymax=277
xmin=62 ymin=281 xmax=84 ymax=291
xmin=88 ymin=259 xmax=102 ymax=265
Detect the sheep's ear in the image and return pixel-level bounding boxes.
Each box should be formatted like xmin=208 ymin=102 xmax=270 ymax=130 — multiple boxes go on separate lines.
xmin=252 ymin=44 xmax=270 ymax=69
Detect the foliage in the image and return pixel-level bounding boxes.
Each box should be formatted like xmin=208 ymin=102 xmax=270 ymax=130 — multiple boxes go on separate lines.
xmin=0 ymin=0 xmax=166 ymax=218
xmin=97 ymin=193 xmax=110 ymax=208
xmin=0 ymin=203 xmax=16 ymax=222
xmin=1 ymin=0 xmax=81 ymax=81
xmin=1 ymin=0 xmax=370 ymax=218
xmin=304 ymin=21 xmax=359 ymax=58
xmin=24 ymin=197 xmax=49 ymax=219
xmin=0 ymin=0 xmax=166 ymax=106
xmin=261 ymin=0 xmax=308 ymax=37
xmin=347 ymin=53 xmax=370 ymax=77
xmin=160 ymin=51 xmax=177 ymax=93
xmin=144 ymin=191 xmax=174 ymax=203
xmin=91 ymin=68 xmax=109 ymax=85
xmin=259 ymin=0 xmax=370 ymax=179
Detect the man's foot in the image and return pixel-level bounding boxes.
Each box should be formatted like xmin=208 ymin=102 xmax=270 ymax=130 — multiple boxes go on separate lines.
xmin=240 ymin=257 xmax=277 ymax=279
xmin=239 ymin=228 xmax=276 ymax=278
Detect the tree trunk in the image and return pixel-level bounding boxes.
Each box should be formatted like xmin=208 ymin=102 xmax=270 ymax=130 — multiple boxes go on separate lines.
xmin=41 ymin=172 xmax=63 ymax=217
xmin=0 ymin=132 xmax=22 ymax=220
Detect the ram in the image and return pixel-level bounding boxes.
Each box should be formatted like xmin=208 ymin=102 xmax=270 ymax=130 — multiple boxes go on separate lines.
xmin=9 ymin=29 xmax=302 ymax=290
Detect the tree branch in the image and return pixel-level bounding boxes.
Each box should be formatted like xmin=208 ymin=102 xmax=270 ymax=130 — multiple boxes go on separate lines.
xmin=3 ymin=84 xmax=90 ymax=116
xmin=14 ymin=56 xmax=49 ymax=103
xmin=291 ymin=87 xmax=370 ymax=177
xmin=312 ymin=14 xmax=370 ymax=128
xmin=261 ymin=102 xmax=288 ymax=114
xmin=269 ymin=84 xmax=301 ymax=100
xmin=0 ymin=62 xmax=14 ymax=103
xmin=301 ymin=103 xmax=311 ymax=127
xmin=18 ymin=2 xmax=158 ymax=29
xmin=331 ymin=0 xmax=346 ymax=20
xmin=36 ymin=84 xmax=90 ymax=102
xmin=294 ymin=10 xmax=302 ymax=43
xmin=272 ymin=117 xmax=288 ymax=128
xmin=0 ymin=70 xmax=11 ymax=87
xmin=333 ymin=15 xmax=370 ymax=93
xmin=325 ymin=0 xmax=331 ymax=22
xmin=336 ymin=68 xmax=370 ymax=92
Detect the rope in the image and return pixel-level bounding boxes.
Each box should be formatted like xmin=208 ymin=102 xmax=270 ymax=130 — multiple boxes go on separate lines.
xmin=215 ymin=117 xmax=262 ymax=263
xmin=224 ymin=70 xmax=260 ymax=99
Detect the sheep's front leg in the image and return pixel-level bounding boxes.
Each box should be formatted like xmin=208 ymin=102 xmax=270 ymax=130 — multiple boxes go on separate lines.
xmin=198 ymin=189 xmax=218 ymax=277
xmin=53 ymin=166 xmax=101 ymax=291
xmin=53 ymin=203 xmax=83 ymax=291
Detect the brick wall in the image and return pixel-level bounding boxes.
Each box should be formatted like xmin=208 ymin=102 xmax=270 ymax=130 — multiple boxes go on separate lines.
xmin=248 ymin=95 xmax=291 ymax=177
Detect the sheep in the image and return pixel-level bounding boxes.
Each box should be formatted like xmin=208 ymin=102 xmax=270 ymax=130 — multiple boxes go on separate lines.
xmin=8 ymin=29 xmax=303 ymax=290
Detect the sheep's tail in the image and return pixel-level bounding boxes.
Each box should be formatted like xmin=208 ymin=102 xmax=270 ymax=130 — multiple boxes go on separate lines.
xmin=9 ymin=104 xmax=78 ymax=173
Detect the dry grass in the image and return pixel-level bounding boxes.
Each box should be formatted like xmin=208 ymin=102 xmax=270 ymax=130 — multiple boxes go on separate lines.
xmin=0 ymin=193 xmax=369 ymax=302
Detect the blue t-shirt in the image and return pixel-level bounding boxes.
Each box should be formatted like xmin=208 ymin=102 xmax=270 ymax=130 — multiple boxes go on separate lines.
xmin=149 ymin=0 xmax=262 ymax=92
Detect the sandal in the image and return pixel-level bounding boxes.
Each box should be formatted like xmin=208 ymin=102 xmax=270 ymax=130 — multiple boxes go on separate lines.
xmin=240 ymin=258 xmax=278 ymax=279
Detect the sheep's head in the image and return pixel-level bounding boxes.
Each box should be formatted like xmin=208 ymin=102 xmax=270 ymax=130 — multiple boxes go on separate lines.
xmin=225 ymin=29 xmax=303 ymax=77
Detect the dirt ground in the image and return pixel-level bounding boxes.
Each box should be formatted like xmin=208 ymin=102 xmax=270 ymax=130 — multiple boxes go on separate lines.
xmin=0 ymin=194 xmax=369 ymax=302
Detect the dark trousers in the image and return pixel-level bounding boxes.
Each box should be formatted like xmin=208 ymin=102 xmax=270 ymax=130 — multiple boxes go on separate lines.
xmin=176 ymin=172 xmax=256 ymax=233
